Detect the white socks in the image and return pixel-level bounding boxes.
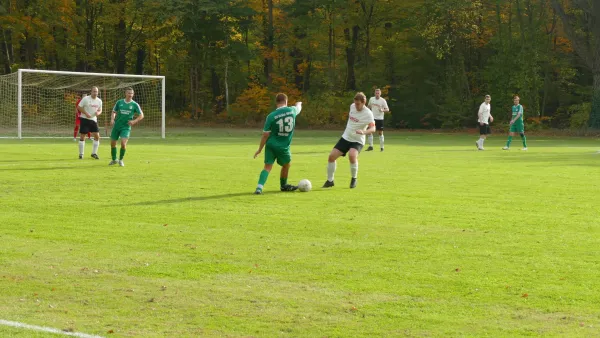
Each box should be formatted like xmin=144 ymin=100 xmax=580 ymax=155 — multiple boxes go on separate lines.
xmin=479 ymin=138 xmax=485 ymax=148
xmin=379 ymin=135 xmax=384 ymax=149
xmin=368 ymin=134 xmax=373 ymax=147
xmin=350 ymin=163 xmax=358 ymax=179
xmin=327 ymin=162 xmax=336 ymax=181
xmin=92 ymin=139 xmax=99 ymax=155
xmin=78 ymin=141 xmax=85 ymax=155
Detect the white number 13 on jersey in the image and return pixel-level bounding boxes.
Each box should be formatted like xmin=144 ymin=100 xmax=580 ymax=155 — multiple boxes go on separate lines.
xmin=276 ymin=116 xmax=294 ymax=133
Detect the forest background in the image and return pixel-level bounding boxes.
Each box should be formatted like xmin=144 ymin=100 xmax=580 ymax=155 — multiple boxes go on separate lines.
xmin=1 ymin=0 xmax=599 ymax=131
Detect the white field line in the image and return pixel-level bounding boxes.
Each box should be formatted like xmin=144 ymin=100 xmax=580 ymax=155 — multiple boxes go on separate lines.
xmin=0 ymin=319 xmax=104 ymax=338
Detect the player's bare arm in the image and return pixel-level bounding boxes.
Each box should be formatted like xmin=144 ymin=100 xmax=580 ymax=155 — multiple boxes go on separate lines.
xmin=128 ymin=111 xmax=144 ymax=126
xmin=110 ymin=111 xmax=116 ymax=125
xmin=356 ymin=122 xmax=376 ymax=135
xmin=96 ymin=106 xmax=103 ymax=117
xmin=254 ymin=131 xmax=270 ymax=158
xmin=511 ymin=112 xmax=521 ymax=125
xmin=78 ymin=104 xmax=92 ymax=119
xmin=295 ymin=102 xmax=303 ymax=115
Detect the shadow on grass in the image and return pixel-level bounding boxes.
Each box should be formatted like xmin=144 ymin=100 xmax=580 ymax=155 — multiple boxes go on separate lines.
xmin=0 ymin=166 xmax=88 ymax=171
xmin=125 ymin=189 xmax=328 ymax=206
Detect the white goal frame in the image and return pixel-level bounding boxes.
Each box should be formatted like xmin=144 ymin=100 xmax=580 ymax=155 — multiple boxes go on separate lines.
xmin=12 ymin=69 xmax=165 ymax=139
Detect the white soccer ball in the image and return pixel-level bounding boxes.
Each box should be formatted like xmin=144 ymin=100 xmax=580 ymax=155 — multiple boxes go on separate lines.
xmin=298 ymin=179 xmax=312 ymax=192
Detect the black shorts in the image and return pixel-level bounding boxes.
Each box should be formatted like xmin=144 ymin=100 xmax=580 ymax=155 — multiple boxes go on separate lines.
xmin=479 ymin=124 xmax=491 ymax=135
xmin=375 ymin=119 xmax=384 ymax=131
xmin=79 ymin=119 xmax=99 ymax=134
xmin=334 ymin=137 xmax=363 ymax=156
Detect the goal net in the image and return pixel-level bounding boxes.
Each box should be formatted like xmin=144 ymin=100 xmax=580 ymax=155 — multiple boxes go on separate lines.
xmin=0 ymin=69 xmax=165 ymax=138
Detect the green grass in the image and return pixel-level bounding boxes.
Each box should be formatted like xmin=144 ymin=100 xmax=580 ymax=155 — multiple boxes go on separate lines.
xmin=1 ymin=130 xmax=600 ymax=337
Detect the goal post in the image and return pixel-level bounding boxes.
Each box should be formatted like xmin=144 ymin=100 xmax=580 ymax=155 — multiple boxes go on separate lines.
xmin=0 ymin=69 xmax=165 ymax=139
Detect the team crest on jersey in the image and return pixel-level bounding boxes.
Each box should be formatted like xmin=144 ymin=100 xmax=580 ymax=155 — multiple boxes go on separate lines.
xmin=350 ymin=116 xmax=360 ymax=122
xmin=129 ymin=105 xmax=132 ymax=109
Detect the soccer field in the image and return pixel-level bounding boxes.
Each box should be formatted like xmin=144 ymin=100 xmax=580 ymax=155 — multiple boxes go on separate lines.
xmin=1 ymin=130 xmax=599 ymax=337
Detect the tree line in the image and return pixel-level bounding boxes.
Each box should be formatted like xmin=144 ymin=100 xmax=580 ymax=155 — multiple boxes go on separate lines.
xmin=1 ymin=0 xmax=598 ymax=130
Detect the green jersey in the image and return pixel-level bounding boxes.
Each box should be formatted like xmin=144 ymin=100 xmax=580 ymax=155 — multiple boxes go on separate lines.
xmin=512 ymin=104 xmax=524 ymax=125
xmin=112 ymin=99 xmax=143 ymax=129
xmin=263 ymin=106 xmax=300 ymax=149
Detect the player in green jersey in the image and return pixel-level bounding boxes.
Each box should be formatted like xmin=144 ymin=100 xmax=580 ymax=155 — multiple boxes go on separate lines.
xmin=109 ymin=87 xmax=144 ymax=167
xmin=253 ymin=93 xmax=302 ymax=195
xmin=503 ymin=95 xmax=528 ymax=151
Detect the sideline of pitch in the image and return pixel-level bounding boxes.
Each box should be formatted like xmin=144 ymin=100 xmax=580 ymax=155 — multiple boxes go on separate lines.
xmin=0 ymin=319 xmax=104 ymax=338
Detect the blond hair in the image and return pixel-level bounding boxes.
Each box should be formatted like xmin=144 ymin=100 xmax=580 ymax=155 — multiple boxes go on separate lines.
xmin=354 ymin=92 xmax=367 ymax=103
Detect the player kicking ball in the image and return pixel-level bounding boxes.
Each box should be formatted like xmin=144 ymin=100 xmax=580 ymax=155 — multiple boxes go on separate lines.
xmin=366 ymin=88 xmax=389 ymax=151
xmin=503 ymin=95 xmax=528 ymax=151
xmin=253 ymin=93 xmax=302 ymax=195
xmin=476 ymin=95 xmax=493 ymax=150
xmin=323 ymin=92 xmax=375 ymax=189
xmin=76 ymin=87 xmax=102 ymax=159
xmin=109 ymin=87 xmax=144 ymax=167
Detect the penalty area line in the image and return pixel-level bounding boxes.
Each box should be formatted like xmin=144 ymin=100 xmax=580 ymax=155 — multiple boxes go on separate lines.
xmin=0 ymin=319 xmax=104 ymax=338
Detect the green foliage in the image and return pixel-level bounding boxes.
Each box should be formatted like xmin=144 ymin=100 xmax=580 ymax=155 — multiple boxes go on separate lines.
xmin=568 ymin=102 xmax=591 ymax=130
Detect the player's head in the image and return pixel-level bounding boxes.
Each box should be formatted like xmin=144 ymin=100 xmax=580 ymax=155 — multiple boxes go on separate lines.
xmin=125 ymin=87 xmax=134 ymax=100
xmin=91 ymin=86 xmax=99 ymax=98
xmin=374 ymin=88 xmax=381 ymax=98
xmin=275 ymin=93 xmax=288 ymax=106
xmin=354 ymin=92 xmax=367 ymax=110
xmin=513 ymin=95 xmax=520 ymax=104
xmin=485 ymin=95 xmax=491 ymax=104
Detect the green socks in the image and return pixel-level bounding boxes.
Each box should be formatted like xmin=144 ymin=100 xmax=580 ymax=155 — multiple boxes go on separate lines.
xmin=280 ymin=177 xmax=288 ymax=188
xmin=506 ymin=136 xmax=513 ymax=148
xmin=119 ymin=148 xmax=126 ymax=160
xmin=256 ymin=170 xmax=269 ymax=191
xmin=521 ymin=135 xmax=527 ymax=148
xmin=111 ymin=147 xmax=117 ymax=161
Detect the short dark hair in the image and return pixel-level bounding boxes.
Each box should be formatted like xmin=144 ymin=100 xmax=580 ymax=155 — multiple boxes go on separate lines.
xmin=354 ymin=92 xmax=367 ymax=103
xmin=125 ymin=87 xmax=134 ymax=92
xmin=276 ymin=93 xmax=288 ymax=104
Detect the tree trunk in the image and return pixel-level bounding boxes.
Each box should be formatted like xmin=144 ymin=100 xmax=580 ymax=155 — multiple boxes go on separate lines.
xmin=344 ymin=25 xmax=359 ymax=91
xmin=225 ymin=59 xmax=229 ymax=113
xmin=135 ymin=47 xmax=145 ymax=74
xmin=590 ymin=72 xmax=600 ymax=129
xmin=263 ymin=0 xmax=274 ymax=85
xmin=1 ymin=30 xmax=12 ymax=73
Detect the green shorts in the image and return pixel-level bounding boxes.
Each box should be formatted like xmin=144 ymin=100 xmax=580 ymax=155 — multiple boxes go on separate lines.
xmin=264 ymin=145 xmax=291 ymax=166
xmin=111 ymin=125 xmax=132 ymax=140
xmin=510 ymin=123 xmax=525 ymax=133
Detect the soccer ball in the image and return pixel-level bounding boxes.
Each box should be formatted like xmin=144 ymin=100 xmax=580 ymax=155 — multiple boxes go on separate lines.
xmin=298 ymin=179 xmax=312 ymax=192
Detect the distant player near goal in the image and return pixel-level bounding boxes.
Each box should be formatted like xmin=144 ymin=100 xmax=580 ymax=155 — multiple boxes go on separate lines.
xmin=253 ymin=93 xmax=303 ymax=195
xmin=109 ymin=87 xmax=144 ymax=167
xmin=73 ymin=93 xmax=91 ymax=141
xmin=366 ymin=88 xmax=389 ymax=152
xmin=323 ymin=92 xmax=375 ymax=189
xmin=503 ymin=95 xmax=528 ymax=151
xmin=76 ymin=87 xmax=102 ymax=159
xmin=476 ymin=95 xmax=493 ymax=150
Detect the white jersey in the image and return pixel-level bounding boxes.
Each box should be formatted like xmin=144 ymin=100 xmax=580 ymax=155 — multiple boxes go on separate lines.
xmin=478 ymin=102 xmax=491 ymax=124
xmin=78 ymin=95 xmax=102 ymax=122
xmin=341 ymin=104 xmax=375 ymax=145
xmin=368 ymin=96 xmax=389 ymax=120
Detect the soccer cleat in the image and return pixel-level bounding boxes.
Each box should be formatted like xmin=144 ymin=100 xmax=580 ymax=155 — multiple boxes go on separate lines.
xmin=322 ymin=180 xmax=335 ymax=188
xmin=380 ymin=148 xmax=384 ymax=152
xmin=91 ymin=154 xmax=99 ymax=160
xmin=365 ymin=146 xmax=374 ymax=151
xmin=254 ymin=189 xmax=263 ymax=195
xmin=522 ymin=147 xmax=528 ymax=151
xmin=78 ymin=154 xmax=83 ymax=159
xmin=119 ymin=160 xmax=125 ymax=167
xmin=108 ymin=160 xmax=118 ymax=166
xmin=73 ymin=138 xmax=77 ymax=142
xmin=502 ymin=147 xmax=510 ymax=150
xmin=476 ymin=141 xmax=480 ymax=150
xmin=350 ymin=178 xmax=357 ymax=189
xmin=280 ymin=184 xmax=298 ymax=192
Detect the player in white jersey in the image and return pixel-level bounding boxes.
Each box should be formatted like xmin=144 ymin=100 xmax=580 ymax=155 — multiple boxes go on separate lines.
xmin=476 ymin=95 xmax=494 ymax=150
xmin=77 ymin=86 xmax=103 ymax=160
xmin=323 ymin=92 xmax=376 ymax=189
xmin=366 ymin=88 xmax=389 ymax=151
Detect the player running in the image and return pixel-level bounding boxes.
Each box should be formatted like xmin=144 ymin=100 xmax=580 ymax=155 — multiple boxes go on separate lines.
xmin=109 ymin=87 xmax=144 ymax=167
xmin=253 ymin=93 xmax=302 ymax=195
xmin=503 ymin=95 xmax=528 ymax=151
xmin=323 ymin=92 xmax=375 ymax=189
xmin=73 ymin=93 xmax=91 ymax=141
xmin=77 ymin=87 xmax=102 ymax=159
xmin=366 ymin=88 xmax=389 ymax=152
xmin=476 ymin=95 xmax=493 ymax=150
